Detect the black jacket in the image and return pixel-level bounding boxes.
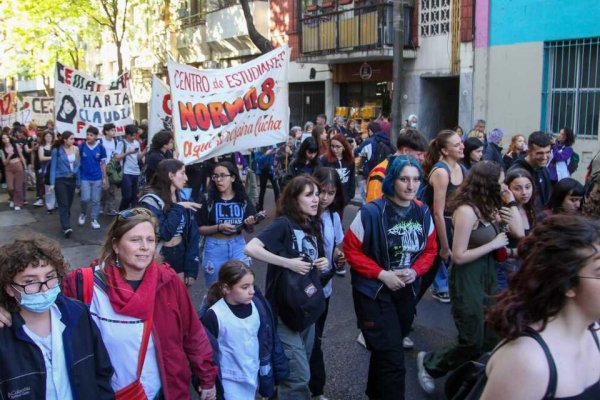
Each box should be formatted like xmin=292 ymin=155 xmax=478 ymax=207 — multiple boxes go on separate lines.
xmin=0 ymin=295 xmax=115 ymax=399
xmin=509 ymin=157 xmax=552 ymax=210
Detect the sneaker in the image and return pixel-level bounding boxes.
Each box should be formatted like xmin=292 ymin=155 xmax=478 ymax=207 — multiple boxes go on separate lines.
xmin=14 ymin=206 xmax=21 ymax=211
xmin=64 ymin=228 xmax=73 ymax=238
xmin=312 ymin=396 xmax=330 ymax=400
xmin=335 ymin=265 xmax=346 ymax=276
xmin=33 ymin=198 xmax=44 ymax=207
xmin=403 ymin=336 xmax=414 ymax=349
xmin=98 ymin=209 xmax=104 ymax=215
xmin=417 ymin=351 xmax=435 ymax=394
xmin=431 ymin=290 xmax=451 ymax=304
xmin=46 ymin=209 xmax=53 ymax=215
xmin=9 ymin=201 xmax=14 ymax=208
xmin=357 ymin=331 xmax=367 ymax=348
xmin=91 ymin=220 xmax=101 ymax=229
xmin=107 ymin=209 xmax=118 ymax=216
xmin=78 ymin=213 xmax=86 ymax=226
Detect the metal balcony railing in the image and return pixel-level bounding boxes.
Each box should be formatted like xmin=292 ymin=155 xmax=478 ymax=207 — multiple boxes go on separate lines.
xmin=300 ymin=2 xmax=394 ymax=56
xmin=180 ymin=13 xmax=207 ymax=28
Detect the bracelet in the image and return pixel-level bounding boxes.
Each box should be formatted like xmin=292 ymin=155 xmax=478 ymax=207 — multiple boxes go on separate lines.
xmin=505 ymin=201 xmax=518 ymax=208
xmin=216 ymin=224 xmax=221 ymax=233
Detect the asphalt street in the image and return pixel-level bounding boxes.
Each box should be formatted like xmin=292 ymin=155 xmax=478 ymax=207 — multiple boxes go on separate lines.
xmin=0 ymin=187 xmax=457 ymax=400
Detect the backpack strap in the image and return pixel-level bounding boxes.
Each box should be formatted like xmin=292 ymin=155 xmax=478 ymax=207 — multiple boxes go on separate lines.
xmin=76 ymin=267 xmax=95 ymax=305
xmin=521 ymin=327 xmax=557 ymax=399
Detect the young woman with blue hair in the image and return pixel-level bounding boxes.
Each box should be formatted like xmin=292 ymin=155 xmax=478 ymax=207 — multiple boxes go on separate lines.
xmin=344 ymin=155 xmax=437 ymax=400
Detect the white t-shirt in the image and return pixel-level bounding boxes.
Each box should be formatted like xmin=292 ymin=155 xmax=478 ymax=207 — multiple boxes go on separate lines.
xmin=103 ymin=137 xmax=118 ymax=161
xmin=119 ymin=139 xmax=141 ymax=175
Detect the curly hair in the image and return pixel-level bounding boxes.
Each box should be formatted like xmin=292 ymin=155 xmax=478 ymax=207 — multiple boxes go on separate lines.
xmin=422 ymin=129 xmax=461 ymax=176
xmin=382 ymin=155 xmax=422 ymax=198
xmin=147 ymin=159 xmax=185 ymax=212
xmin=204 ymin=260 xmax=255 ymax=308
xmin=582 ymin=184 xmax=600 ymax=219
xmin=0 ymin=234 xmax=69 ymax=312
xmin=448 ymin=161 xmax=503 ymax=221
xmin=487 ymin=215 xmax=600 ymax=339
xmin=323 ymin=133 xmax=354 ymax=164
xmin=277 ymin=175 xmax=323 ymax=251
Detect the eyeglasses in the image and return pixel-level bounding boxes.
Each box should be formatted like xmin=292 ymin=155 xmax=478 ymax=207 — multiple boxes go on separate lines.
xmin=578 ymin=276 xmax=600 ymax=280
xmin=12 ymin=277 xmax=62 ymax=295
xmin=118 ymin=208 xmax=154 ymax=219
xmin=211 ymin=174 xmax=232 ymax=181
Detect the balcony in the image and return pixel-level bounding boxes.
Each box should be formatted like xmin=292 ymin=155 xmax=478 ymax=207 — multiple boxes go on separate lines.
xmin=298 ymin=1 xmax=415 ymax=64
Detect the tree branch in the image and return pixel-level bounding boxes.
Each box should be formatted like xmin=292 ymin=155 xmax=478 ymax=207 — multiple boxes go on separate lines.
xmin=239 ymin=0 xmax=273 ymax=54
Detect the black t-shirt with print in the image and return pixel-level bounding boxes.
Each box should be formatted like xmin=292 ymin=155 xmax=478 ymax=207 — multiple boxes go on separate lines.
xmin=198 ymin=193 xmax=256 ymax=235
xmin=384 ymin=199 xmax=428 ymax=271
xmin=257 ymin=216 xmax=320 ymax=312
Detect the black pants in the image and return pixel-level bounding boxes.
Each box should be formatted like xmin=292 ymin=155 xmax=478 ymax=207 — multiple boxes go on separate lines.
xmin=257 ymin=172 xmax=279 ymax=211
xmin=353 ymin=286 xmax=416 ymax=400
xmin=55 ymin=177 xmax=76 ymax=230
xmin=309 ymin=297 xmax=330 ymax=396
xmin=417 ymin=215 xmax=453 ymax=302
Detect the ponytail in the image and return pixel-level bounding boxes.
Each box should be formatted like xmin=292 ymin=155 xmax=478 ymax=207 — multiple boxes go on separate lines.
xmin=204 ymin=260 xmax=255 ymax=309
xmin=205 ymin=281 xmax=225 ymax=308
xmin=422 ymin=129 xmax=459 ymax=176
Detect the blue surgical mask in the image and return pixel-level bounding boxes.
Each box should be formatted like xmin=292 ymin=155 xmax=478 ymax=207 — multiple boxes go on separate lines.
xmin=19 ymin=286 xmax=61 ymax=313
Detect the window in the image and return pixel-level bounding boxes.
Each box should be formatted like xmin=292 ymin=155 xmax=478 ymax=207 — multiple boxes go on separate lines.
xmin=420 ymin=0 xmax=450 ymax=37
xmin=544 ymin=38 xmax=600 ymax=138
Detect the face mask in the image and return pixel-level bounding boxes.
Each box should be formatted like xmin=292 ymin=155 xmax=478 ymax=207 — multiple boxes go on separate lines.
xmin=19 ymin=286 xmax=61 ymax=313
xmin=410 ymin=123 xmax=418 ymax=128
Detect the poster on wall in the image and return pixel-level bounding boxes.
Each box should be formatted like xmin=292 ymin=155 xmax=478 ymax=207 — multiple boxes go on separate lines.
xmin=148 ymin=75 xmax=172 ymax=143
xmin=0 ymin=91 xmax=22 ymax=127
xmin=167 ymin=45 xmax=290 ymax=165
xmin=54 ymin=62 xmax=134 ymax=138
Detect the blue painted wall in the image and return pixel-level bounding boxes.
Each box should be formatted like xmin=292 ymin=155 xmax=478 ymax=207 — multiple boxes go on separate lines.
xmin=490 ymin=0 xmax=600 ymax=47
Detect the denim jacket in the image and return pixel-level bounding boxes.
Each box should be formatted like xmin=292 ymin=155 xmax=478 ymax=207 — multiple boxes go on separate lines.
xmin=50 ymin=146 xmax=80 ymax=186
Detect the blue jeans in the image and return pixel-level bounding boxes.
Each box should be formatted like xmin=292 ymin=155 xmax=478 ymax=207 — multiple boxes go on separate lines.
xmin=202 ymin=235 xmax=249 ymax=286
xmin=119 ymin=173 xmax=139 ymax=210
xmin=433 ymin=260 xmax=449 ymax=293
xmin=80 ymin=180 xmax=102 ymax=220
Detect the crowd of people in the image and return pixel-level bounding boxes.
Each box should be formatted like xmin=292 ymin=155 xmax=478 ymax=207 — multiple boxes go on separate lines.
xmin=0 ymin=113 xmax=599 ymax=400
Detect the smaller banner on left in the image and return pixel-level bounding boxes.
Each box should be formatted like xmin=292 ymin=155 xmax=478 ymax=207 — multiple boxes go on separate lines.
xmin=54 ymin=62 xmax=134 ymax=138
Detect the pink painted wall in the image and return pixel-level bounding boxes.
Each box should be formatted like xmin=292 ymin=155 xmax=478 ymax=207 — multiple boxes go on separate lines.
xmin=475 ymin=0 xmax=489 ymax=48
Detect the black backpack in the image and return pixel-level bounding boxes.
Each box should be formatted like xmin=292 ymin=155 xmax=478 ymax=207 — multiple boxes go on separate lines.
xmin=370 ymin=138 xmax=394 ymax=171
xmin=568 ymin=151 xmax=580 ymax=174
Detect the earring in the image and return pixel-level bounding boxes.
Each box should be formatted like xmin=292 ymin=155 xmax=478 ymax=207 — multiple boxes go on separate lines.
xmin=115 ymin=254 xmax=121 ymax=268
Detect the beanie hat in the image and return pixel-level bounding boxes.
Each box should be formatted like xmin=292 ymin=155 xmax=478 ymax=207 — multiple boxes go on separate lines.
xmin=489 ymin=128 xmax=504 ymax=145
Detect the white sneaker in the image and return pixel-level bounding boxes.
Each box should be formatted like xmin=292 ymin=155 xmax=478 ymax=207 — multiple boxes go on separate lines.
xmin=91 ymin=220 xmax=101 ymax=229
xmin=78 ymin=213 xmax=86 ymax=225
xmin=357 ymin=331 xmax=367 ymax=348
xmin=403 ymin=336 xmax=414 ymax=349
xmin=14 ymin=206 xmax=21 ymax=211
xmin=417 ymin=351 xmax=436 ymax=394
xmin=33 ymin=199 xmax=44 ymax=207
xmin=9 ymin=201 xmax=14 ymax=208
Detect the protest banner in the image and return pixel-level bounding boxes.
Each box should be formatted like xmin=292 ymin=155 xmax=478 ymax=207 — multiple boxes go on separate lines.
xmin=148 ymin=75 xmax=172 ymax=143
xmin=0 ymin=91 xmax=23 ymax=127
xmin=54 ymin=62 xmax=134 ymax=138
xmin=167 ymin=45 xmax=290 ymax=164
xmin=22 ymin=96 xmax=54 ymax=125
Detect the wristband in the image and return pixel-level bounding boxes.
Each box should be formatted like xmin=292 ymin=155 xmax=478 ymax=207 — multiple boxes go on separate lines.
xmin=216 ymin=224 xmax=221 ymax=233
xmin=505 ymin=201 xmax=518 ymax=208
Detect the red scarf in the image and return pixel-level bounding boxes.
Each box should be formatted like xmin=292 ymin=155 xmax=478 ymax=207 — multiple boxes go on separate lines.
xmin=103 ymin=261 xmax=158 ymax=320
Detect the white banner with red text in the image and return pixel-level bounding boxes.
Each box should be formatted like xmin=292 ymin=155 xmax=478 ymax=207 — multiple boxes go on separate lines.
xmin=148 ymin=75 xmax=172 ymax=143
xmin=167 ymin=45 xmax=290 ymax=165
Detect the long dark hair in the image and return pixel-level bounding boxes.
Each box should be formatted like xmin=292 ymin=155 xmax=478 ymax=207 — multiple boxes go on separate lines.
xmin=205 ymin=260 xmax=255 ymax=308
xmin=313 ymin=167 xmax=345 ymax=214
xmin=53 ymin=130 xmax=75 ymax=149
xmin=207 ymin=161 xmax=247 ymax=202
xmin=487 ymin=215 xmax=600 ymax=339
xmin=277 ymin=175 xmax=323 ymax=241
xmin=448 ymin=161 xmax=503 ymax=221
xmin=294 ymin=137 xmax=320 ymax=168
xmin=461 ymin=137 xmax=483 ymax=170
xmin=148 ymin=159 xmax=185 ymax=212
xmin=422 ymin=129 xmax=460 ymax=176
xmin=505 ymin=168 xmax=536 ymax=227
xmin=545 ymin=178 xmax=584 ymax=213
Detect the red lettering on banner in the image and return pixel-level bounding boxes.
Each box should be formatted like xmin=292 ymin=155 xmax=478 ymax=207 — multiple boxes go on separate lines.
xmin=207 ymin=102 xmax=228 ymax=128
xmin=162 ymin=94 xmax=172 ymax=114
xmin=183 ymin=140 xmax=213 ymax=158
xmin=65 ymin=68 xmax=73 ymax=85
